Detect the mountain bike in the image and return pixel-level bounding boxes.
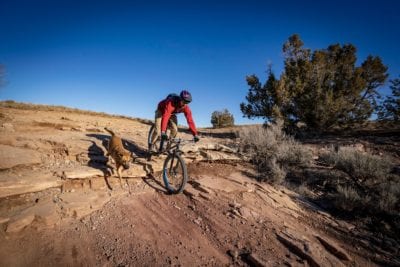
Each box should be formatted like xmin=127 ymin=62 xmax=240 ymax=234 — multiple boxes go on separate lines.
xmin=147 ymin=125 xmax=193 ymax=194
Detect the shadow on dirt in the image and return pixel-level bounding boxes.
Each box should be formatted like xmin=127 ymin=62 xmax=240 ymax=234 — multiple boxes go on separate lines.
xmin=83 ymin=139 xmax=113 ymax=190
xmin=240 ymin=169 xmax=259 ymax=181
xmin=86 ymin=133 xmax=156 ymax=181
xmin=86 ymin=133 xmax=148 ymax=158
xmin=142 ymin=173 xmax=169 ymax=194
xmin=123 ymin=139 xmax=148 ymax=158
xmin=86 ymin=133 xmax=109 ymax=148
xmin=181 ymin=128 xmax=237 ymax=139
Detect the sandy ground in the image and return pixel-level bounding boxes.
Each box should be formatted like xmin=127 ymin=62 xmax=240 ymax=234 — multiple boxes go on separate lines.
xmin=0 ymin=162 xmax=389 ymax=267
xmin=0 ymin=103 xmax=399 ymax=266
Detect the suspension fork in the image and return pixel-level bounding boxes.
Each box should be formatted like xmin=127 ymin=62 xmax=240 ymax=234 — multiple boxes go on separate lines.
xmin=168 ymin=149 xmax=177 ymax=173
xmin=159 ymin=138 xmax=165 ymax=153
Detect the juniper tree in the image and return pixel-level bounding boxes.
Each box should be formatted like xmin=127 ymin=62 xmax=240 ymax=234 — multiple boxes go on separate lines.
xmin=241 ymin=34 xmax=388 ymax=132
xmin=211 ymin=109 xmax=235 ymax=128
xmin=378 ymin=76 xmax=400 ymax=122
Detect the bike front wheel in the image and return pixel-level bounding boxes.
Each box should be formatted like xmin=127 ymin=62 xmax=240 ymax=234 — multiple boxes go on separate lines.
xmin=162 ymin=153 xmax=188 ymax=194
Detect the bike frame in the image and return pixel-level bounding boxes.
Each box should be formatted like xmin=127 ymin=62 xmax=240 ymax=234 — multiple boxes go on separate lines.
xmin=165 ymin=139 xmax=182 ymax=171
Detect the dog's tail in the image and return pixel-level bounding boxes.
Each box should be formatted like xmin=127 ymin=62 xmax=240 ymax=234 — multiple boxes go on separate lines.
xmin=104 ymin=127 xmax=115 ymax=136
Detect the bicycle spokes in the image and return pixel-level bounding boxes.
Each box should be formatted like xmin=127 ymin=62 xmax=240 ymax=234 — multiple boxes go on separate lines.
xmin=168 ymin=159 xmax=182 ymax=183
xmin=163 ymin=153 xmax=187 ymax=194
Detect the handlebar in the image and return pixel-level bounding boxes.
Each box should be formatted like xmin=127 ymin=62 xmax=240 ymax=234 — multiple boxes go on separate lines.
xmin=159 ymin=137 xmax=195 ymax=153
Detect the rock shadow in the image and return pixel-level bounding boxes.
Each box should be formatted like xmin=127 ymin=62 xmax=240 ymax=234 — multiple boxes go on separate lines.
xmin=240 ymin=169 xmax=260 ymax=181
xmin=189 ymin=128 xmax=237 ymax=139
xmin=86 ymin=133 xmax=154 ymax=180
xmin=86 ymin=133 xmax=148 ymax=159
xmin=83 ymin=139 xmax=113 ymax=190
xmin=86 ymin=133 xmax=109 ymax=148
xmin=122 ymin=138 xmax=148 ymax=159
xmin=142 ymin=173 xmax=169 ymax=194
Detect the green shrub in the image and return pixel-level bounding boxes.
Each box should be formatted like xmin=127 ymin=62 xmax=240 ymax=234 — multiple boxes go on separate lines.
xmin=211 ymin=109 xmax=235 ymax=128
xmin=334 ymin=185 xmax=370 ymax=212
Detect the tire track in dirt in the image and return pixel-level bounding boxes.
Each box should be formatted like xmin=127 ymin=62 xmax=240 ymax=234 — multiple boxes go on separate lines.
xmin=87 ymin=192 xmax=231 ymax=266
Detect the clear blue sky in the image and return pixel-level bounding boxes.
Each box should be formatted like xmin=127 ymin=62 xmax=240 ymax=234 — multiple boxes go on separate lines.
xmin=1 ymin=0 xmax=399 ymax=127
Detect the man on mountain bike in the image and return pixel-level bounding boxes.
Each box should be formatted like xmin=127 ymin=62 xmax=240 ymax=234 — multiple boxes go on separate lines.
xmin=149 ymin=90 xmax=200 ymax=152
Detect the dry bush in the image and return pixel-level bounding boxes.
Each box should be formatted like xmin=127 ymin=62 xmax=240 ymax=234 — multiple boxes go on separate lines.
xmin=320 ymin=146 xmax=393 ymax=183
xmin=292 ymin=182 xmax=314 ymax=198
xmin=279 ymin=138 xmax=313 ymax=166
xmin=332 ymin=180 xmax=400 ymax=216
xmin=336 ymin=147 xmax=392 ymax=183
xmin=265 ymin=158 xmax=287 ymax=184
xmin=334 ymin=185 xmax=370 ymax=212
xmin=376 ymin=179 xmax=400 ymax=215
xmin=237 ymin=120 xmax=312 ymax=184
xmin=303 ymin=168 xmax=349 ymax=192
xmin=320 ymin=146 xmax=399 ymax=216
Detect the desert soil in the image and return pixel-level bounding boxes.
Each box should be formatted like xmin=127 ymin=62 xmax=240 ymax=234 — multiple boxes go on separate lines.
xmin=0 ymin=103 xmax=398 ymax=267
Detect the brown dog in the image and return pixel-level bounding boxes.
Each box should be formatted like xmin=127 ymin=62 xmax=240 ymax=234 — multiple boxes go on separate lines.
xmin=104 ymin=127 xmax=133 ymax=187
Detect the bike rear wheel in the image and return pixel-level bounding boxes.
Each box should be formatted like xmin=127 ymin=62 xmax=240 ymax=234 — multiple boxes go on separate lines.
xmin=148 ymin=124 xmax=161 ymax=152
xmin=148 ymin=124 xmax=171 ymax=152
xmin=162 ymin=153 xmax=188 ymax=194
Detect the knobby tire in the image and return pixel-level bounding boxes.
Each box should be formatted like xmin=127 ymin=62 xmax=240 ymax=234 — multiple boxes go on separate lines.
xmin=162 ymin=153 xmax=188 ymax=194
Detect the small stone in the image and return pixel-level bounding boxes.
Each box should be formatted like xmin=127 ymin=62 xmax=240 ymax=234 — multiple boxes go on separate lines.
xmin=194 ymin=217 xmax=202 ymax=225
xmin=199 ymin=193 xmax=211 ymax=200
xmin=337 ymin=220 xmax=356 ymax=231
xmin=228 ymin=249 xmax=239 ymax=259
xmin=229 ymin=201 xmax=242 ymax=209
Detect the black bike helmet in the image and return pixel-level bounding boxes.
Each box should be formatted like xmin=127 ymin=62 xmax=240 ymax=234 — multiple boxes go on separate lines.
xmin=180 ymin=90 xmax=192 ymax=103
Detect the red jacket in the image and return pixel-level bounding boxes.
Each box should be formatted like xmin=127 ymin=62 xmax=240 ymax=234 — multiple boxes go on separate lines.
xmin=157 ymin=98 xmax=198 ymax=136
